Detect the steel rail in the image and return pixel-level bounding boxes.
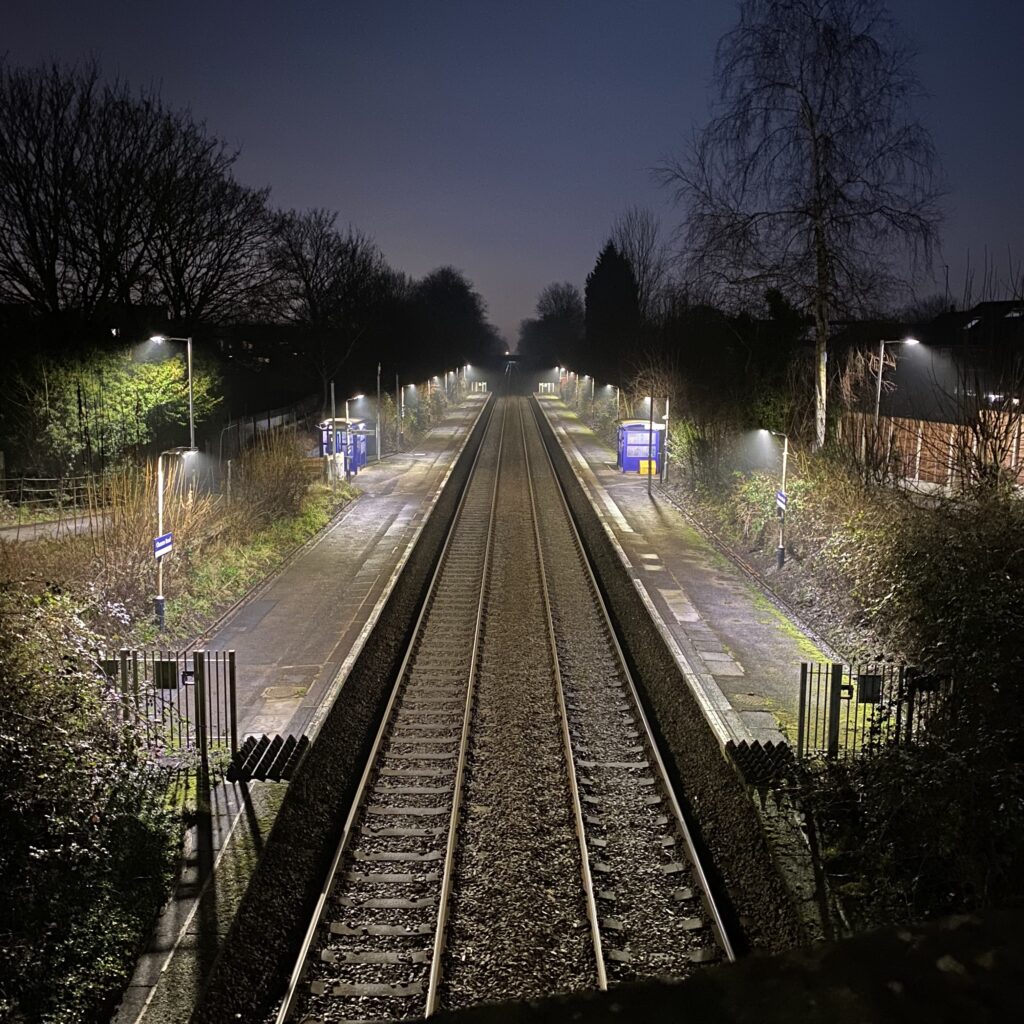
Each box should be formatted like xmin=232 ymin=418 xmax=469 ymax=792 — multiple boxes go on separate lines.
xmin=527 ymin=396 xmax=737 ymax=964
xmin=275 ymin=397 xmax=503 ymax=1023
xmin=517 ymin=399 xmax=609 ymax=992
xmin=424 ymin=397 xmax=508 ymax=1014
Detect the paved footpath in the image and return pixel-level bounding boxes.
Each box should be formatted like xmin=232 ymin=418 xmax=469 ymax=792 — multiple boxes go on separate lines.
xmin=113 ymin=396 xmax=487 ymax=1024
xmin=539 ymin=396 xmax=830 ymax=747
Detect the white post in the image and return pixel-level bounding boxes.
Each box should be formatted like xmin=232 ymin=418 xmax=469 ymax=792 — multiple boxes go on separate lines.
xmin=376 ymin=362 xmax=382 ymax=462
xmin=155 ymin=454 xmax=165 ymax=628
xmin=874 ymin=337 xmax=886 ymax=429
xmin=662 ymin=397 xmax=670 ymax=483
xmin=777 ymin=434 xmax=789 ymax=569
xmin=647 ymin=395 xmax=654 ymax=497
xmin=330 ymin=380 xmax=337 ymax=493
xmin=344 ymin=399 xmax=351 ymax=480
xmin=187 ymin=337 xmax=195 ymax=450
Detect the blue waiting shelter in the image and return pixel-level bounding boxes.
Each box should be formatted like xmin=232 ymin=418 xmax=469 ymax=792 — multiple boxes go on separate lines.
xmin=319 ymin=417 xmax=369 ymax=476
xmin=616 ymin=418 xmax=665 ymax=474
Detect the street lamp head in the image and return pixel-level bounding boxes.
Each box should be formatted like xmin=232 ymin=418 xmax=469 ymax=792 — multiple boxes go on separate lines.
xmin=150 ymin=334 xmax=166 ymax=343
xmin=904 ymin=336 xmax=920 ymax=346
xmin=351 ymin=393 xmax=364 ymax=400
xmin=162 ymin=445 xmax=198 ymax=457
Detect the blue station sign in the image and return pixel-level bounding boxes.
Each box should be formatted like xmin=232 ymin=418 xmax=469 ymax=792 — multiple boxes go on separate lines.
xmin=154 ymin=531 xmax=173 ymax=558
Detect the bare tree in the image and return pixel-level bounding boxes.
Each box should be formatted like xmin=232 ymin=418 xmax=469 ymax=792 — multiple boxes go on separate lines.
xmin=0 ymin=59 xmax=273 ymax=324
xmin=148 ymin=169 xmax=272 ymax=324
xmin=537 ymin=282 xmax=583 ymax=322
xmin=611 ymin=206 xmax=668 ymax=322
xmin=662 ymin=0 xmax=942 ymax=448
xmin=0 ymin=61 xmax=100 ymax=313
xmin=268 ymin=209 xmax=390 ymax=403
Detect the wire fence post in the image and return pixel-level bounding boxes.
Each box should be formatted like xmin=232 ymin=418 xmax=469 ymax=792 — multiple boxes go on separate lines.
xmin=826 ymin=662 xmax=845 ymax=759
xmin=195 ymin=650 xmax=209 ymax=772
xmin=797 ymin=663 xmax=808 ymax=759
xmin=228 ymin=650 xmax=238 ymax=756
xmin=118 ymin=648 xmax=130 ymax=721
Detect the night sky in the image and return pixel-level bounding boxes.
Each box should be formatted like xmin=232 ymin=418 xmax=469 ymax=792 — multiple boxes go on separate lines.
xmin=6 ymin=0 xmax=1023 ymax=343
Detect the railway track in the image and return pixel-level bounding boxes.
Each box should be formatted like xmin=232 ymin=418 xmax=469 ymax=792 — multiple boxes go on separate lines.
xmin=276 ymin=397 xmax=733 ymax=1023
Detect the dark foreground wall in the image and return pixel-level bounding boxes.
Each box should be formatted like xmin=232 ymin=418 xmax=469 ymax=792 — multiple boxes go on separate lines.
xmin=531 ymin=397 xmax=803 ymax=955
xmin=192 ymin=397 xmax=494 ymax=1024
xmin=434 ymin=908 xmax=1023 ymax=1024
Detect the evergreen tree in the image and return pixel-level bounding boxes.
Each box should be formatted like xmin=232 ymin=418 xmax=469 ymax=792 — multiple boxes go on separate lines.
xmin=584 ymin=242 xmax=640 ymax=381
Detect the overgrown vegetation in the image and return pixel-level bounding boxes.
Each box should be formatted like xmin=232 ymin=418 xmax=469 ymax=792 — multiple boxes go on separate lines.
xmin=0 ymin=430 xmax=351 ymax=645
xmin=667 ymin=424 xmax=1024 ymax=929
xmin=0 ymin=430 xmax=354 ymax=1021
xmin=567 ymin=363 xmax=1024 ymax=932
xmin=3 ymin=348 xmax=220 ymax=475
xmin=0 ymin=587 xmax=180 ymax=1023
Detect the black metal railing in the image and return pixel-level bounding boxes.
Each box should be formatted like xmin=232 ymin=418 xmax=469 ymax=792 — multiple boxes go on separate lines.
xmin=99 ymin=648 xmax=237 ymax=767
xmin=797 ymin=661 xmax=945 ymax=760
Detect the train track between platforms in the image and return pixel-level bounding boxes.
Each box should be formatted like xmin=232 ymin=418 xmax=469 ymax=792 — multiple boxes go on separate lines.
xmin=275 ymin=396 xmax=734 ymax=1024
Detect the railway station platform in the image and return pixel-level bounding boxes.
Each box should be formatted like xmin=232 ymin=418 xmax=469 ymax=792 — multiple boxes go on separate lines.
xmin=113 ymin=395 xmax=488 ymax=1024
xmin=536 ymin=396 xmax=830 ymax=748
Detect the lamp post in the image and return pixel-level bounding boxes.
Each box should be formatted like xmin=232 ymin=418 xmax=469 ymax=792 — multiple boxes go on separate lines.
xmin=377 ymin=363 xmax=382 ymax=462
xmin=661 ymin=396 xmax=670 ymax=484
xmin=150 ymin=335 xmax=195 ymax=450
xmin=345 ymin=395 xmax=363 ymax=481
xmin=647 ymin=395 xmax=654 ymax=497
xmin=155 ymin=446 xmax=197 ymax=629
xmin=763 ymin=430 xmax=789 ymax=569
xmin=874 ymin=336 xmax=920 ymax=428
xmin=330 ymin=380 xmax=338 ymax=493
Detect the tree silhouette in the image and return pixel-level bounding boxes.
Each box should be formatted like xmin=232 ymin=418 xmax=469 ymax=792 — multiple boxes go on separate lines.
xmin=584 ymin=242 xmax=640 ymax=381
xmin=518 ymin=282 xmax=584 ymax=368
xmin=662 ymin=0 xmax=942 ymax=447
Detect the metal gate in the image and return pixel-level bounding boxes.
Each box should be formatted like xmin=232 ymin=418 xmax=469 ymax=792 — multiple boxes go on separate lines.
xmin=99 ymin=649 xmax=237 ymax=767
xmin=797 ymin=661 xmax=944 ymax=760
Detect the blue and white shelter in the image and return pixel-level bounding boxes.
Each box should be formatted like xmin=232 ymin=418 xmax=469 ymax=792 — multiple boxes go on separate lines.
xmin=616 ymin=418 xmax=665 ymax=474
xmin=319 ymin=417 xmax=369 ymax=476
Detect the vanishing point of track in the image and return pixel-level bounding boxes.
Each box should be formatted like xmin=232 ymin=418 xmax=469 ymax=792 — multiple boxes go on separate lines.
xmin=276 ymin=396 xmax=734 ymax=1024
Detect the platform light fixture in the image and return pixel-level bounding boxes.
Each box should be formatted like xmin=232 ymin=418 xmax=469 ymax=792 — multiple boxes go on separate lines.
xmin=154 ymin=445 xmax=197 ymax=629
xmin=760 ymin=429 xmax=789 ymax=568
xmin=874 ymin=337 xmax=919 ymax=427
